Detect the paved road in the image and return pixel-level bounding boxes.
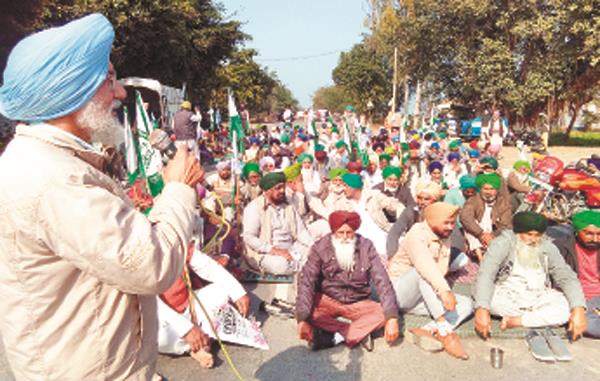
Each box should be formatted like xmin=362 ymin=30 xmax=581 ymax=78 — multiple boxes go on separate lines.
xmin=1 ymin=146 xmax=599 ymax=381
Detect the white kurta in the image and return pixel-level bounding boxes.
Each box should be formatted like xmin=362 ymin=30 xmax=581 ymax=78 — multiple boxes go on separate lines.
xmin=157 ymin=251 xmax=246 ymax=355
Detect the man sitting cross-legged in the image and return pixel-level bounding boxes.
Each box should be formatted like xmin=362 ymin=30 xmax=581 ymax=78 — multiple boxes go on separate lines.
xmin=474 ymin=212 xmax=587 ymax=342
xmin=388 ymin=202 xmax=473 ymax=360
xmin=295 ymin=211 xmax=400 ymax=351
xmin=242 ymin=172 xmax=313 ymax=275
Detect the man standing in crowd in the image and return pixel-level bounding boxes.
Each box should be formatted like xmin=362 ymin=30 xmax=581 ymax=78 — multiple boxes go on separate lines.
xmin=296 ymin=211 xmax=399 ymax=351
xmin=173 ymin=100 xmax=202 ymax=159
xmin=0 ymin=14 xmax=203 ymax=380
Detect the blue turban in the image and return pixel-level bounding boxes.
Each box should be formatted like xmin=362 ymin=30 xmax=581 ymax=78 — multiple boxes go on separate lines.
xmin=428 ymin=161 xmax=443 ymax=173
xmin=447 ymin=152 xmax=461 ymax=162
xmin=431 ymin=142 xmax=440 ymax=149
xmin=468 ymin=149 xmax=481 ymax=158
xmin=0 ymin=14 xmax=114 ymax=122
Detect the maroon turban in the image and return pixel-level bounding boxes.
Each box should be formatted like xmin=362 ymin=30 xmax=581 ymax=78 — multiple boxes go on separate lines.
xmin=347 ymin=161 xmax=362 ymax=173
xmin=315 ymin=150 xmax=327 ymax=161
xmin=328 ymin=211 xmax=361 ymax=232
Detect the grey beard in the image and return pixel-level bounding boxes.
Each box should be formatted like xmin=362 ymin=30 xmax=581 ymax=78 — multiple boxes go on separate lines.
xmin=332 ymin=237 xmax=356 ymax=272
xmin=515 ymin=238 xmax=542 ymax=269
xmin=76 ymin=99 xmax=124 ymax=147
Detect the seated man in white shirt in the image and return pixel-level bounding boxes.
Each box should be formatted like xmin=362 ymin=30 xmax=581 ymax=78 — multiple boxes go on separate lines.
xmin=158 ymin=246 xmax=249 ymax=368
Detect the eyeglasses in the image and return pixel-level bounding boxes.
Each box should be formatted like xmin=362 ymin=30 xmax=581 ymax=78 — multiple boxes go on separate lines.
xmin=105 ymin=69 xmax=118 ymax=89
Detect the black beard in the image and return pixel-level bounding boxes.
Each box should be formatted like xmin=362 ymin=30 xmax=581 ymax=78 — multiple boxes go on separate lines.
xmin=576 ymin=236 xmax=600 ymax=251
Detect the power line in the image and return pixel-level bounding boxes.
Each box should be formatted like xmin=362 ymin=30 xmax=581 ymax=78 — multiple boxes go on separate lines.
xmin=255 ymin=50 xmax=342 ymax=62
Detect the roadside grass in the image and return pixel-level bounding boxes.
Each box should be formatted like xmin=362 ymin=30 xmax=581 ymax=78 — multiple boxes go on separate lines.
xmin=549 ymin=131 xmax=600 ymax=146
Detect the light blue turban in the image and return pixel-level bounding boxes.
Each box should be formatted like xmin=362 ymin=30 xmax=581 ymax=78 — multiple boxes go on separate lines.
xmin=0 ymin=13 xmax=114 ymax=122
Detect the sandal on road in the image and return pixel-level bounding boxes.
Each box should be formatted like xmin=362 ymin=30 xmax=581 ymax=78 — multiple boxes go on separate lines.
xmin=526 ymin=329 xmax=555 ymax=363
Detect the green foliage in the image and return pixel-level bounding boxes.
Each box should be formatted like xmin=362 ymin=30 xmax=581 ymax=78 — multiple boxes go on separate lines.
xmin=368 ymin=0 xmax=600 ymax=128
xmin=1 ymin=0 xmax=298 ymax=115
xmin=549 ymin=131 xmax=600 ymax=146
xmin=331 ymin=43 xmax=391 ymax=115
xmin=312 ymin=85 xmax=354 ymax=113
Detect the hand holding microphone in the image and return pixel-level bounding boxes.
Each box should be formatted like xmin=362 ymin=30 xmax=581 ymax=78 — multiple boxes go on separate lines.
xmin=162 ymin=143 xmax=204 ymax=188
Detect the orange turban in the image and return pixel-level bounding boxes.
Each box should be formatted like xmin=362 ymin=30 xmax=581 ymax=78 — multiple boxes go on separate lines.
xmin=424 ymin=202 xmax=459 ymax=228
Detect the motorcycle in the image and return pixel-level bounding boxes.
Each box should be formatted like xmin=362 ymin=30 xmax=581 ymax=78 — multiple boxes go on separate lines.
xmin=516 ymin=156 xmax=600 ymax=222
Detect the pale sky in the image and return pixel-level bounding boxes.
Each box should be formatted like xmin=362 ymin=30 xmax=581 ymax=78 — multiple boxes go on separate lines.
xmin=219 ymin=0 xmax=369 ymax=108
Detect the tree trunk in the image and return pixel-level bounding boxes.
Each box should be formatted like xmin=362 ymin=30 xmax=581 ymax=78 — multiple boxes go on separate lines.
xmin=564 ymin=102 xmax=581 ymax=141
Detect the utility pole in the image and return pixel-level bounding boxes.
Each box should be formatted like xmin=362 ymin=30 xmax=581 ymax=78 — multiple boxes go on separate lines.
xmin=392 ymin=47 xmax=398 ymax=113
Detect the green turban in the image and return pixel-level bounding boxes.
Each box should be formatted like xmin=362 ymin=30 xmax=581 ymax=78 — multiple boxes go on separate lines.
xmin=345 ymin=105 xmax=355 ymax=112
xmin=382 ymin=166 xmax=402 ymax=179
xmin=448 ymin=139 xmax=461 ymax=149
xmin=314 ymin=143 xmax=325 ymax=152
xmin=572 ymin=210 xmax=600 ymax=232
xmin=331 ymin=127 xmax=339 ymax=133
xmin=283 ymin=162 xmax=302 ymax=181
xmin=242 ymin=162 xmax=261 ymax=179
xmin=476 ymin=173 xmax=502 ymax=190
xmin=328 ymin=167 xmax=348 ymax=180
xmin=513 ymin=212 xmax=548 ymax=234
xmin=479 ymin=156 xmax=499 ymax=170
xmin=297 ymin=153 xmax=314 ymax=163
xmin=459 ymin=175 xmax=478 ymax=191
xmin=293 ymin=124 xmax=301 ymax=130
xmin=259 ymin=172 xmax=286 ymax=191
xmin=400 ymin=143 xmax=410 ymax=153
xmin=379 ymin=153 xmax=392 ymax=163
xmin=280 ymin=133 xmax=290 ymax=144
xmin=513 ymin=160 xmax=531 ymax=170
xmin=342 ymin=173 xmax=363 ymax=189
xmin=438 ymin=131 xmax=448 ymax=139
xmin=335 ymin=140 xmax=347 ymax=149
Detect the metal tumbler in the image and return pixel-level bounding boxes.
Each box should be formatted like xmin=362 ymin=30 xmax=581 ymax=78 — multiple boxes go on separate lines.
xmin=490 ymin=347 xmax=504 ymax=368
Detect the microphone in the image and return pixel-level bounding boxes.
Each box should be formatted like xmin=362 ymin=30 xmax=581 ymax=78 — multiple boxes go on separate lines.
xmin=149 ymin=129 xmax=178 ymax=160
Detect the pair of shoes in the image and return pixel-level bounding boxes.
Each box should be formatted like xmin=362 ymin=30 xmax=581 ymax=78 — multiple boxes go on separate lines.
xmin=526 ymin=329 xmax=572 ymax=362
xmin=259 ymin=301 xmax=294 ymax=319
xmin=434 ymin=332 xmax=469 ymax=360
xmin=310 ymin=328 xmax=336 ymax=351
xmin=409 ymin=328 xmax=443 ymax=352
xmin=360 ymin=334 xmax=374 ymax=352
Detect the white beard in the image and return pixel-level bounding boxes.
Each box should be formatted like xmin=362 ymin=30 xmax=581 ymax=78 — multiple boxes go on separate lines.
xmin=331 ymin=184 xmax=345 ymax=195
xmin=301 ymin=168 xmax=313 ymax=181
xmin=76 ymin=99 xmax=124 ymax=147
xmin=332 ymin=237 xmax=356 ymax=272
xmin=515 ymin=238 xmax=542 ymax=269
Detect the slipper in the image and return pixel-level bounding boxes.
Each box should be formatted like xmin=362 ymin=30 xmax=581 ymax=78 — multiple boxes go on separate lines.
xmin=526 ymin=329 xmax=555 ymax=363
xmin=543 ymin=328 xmax=572 ymax=362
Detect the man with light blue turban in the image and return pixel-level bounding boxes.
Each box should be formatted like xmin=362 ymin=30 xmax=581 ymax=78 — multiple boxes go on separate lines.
xmin=0 ymin=13 xmax=205 ymax=380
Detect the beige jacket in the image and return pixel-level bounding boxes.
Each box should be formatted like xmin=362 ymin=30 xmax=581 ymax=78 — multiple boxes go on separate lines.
xmin=0 ymin=124 xmax=196 ymax=380
xmin=387 ymin=221 xmax=452 ymax=295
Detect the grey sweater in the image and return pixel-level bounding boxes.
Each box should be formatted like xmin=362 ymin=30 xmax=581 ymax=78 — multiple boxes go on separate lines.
xmin=473 ymin=230 xmax=586 ymax=310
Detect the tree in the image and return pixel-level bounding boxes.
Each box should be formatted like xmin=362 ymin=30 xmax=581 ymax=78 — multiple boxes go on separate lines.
xmin=3 ymin=0 xmax=248 ymax=106
xmin=331 ymin=42 xmax=392 ymax=117
xmin=367 ymin=0 xmax=600 ymax=137
xmin=312 ymin=85 xmax=354 ymax=113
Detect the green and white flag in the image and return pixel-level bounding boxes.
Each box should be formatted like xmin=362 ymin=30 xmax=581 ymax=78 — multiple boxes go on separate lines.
xmin=135 ymin=91 xmax=164 ymax=197
xmin=123 ymin=106 xmax=141 ymax=184
xmin=228 ymin=89 xmax=245 ymax=156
